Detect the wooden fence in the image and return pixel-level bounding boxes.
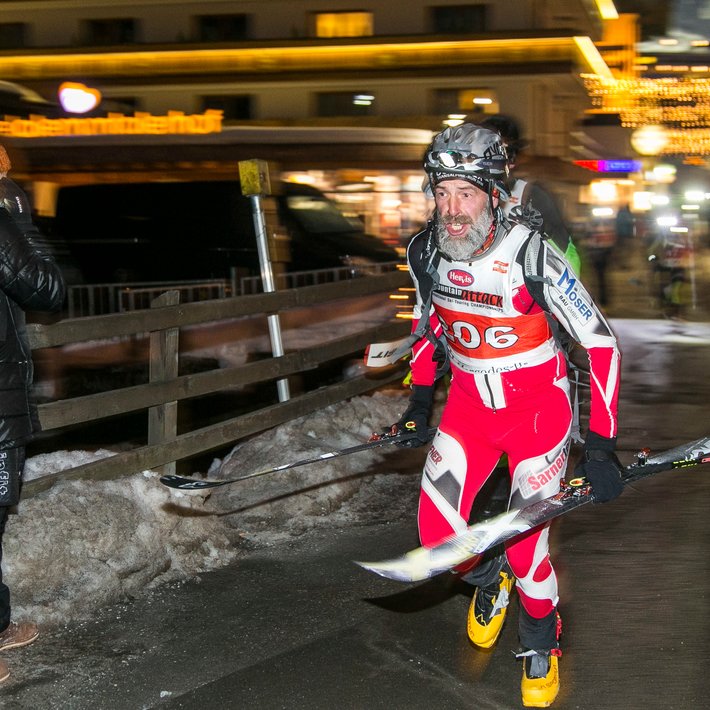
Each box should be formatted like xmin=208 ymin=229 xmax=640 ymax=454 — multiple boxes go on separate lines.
xmin=23 ymin=270 xmax=411 ymax=498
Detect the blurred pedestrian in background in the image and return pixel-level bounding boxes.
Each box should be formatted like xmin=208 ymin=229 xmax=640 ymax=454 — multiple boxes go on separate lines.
xmin=614 ymin=203 xmax=635 ymax=269
xmin=583 ymin=215 xmax=617 ymax=308
xmin=478 ymin=114 xmax=581 ymax=274
xmin=647 ymin=223 xmax=692 ymax=319
xmin=0 ymin=145 xmax=65 ymax=684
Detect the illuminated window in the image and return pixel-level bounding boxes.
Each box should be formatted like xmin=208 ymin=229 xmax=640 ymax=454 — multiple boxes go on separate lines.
xmin=82 ymin=19 xmax=138 ymax=46
xmin=432 ymin=88 xmax=499 ymax=116
xmin=313 ymin=12 xmax=373 ymax=38
xmin=316 ymin=91 xmax=375 ymax=117
xmin=0 ymin=23 xmax=26 ymax=50
xmin=201 ymin=95 xmax=252 ymax=120
xmin=431 ymin=5 xmax=487 ymax=33
xmin=197 ymin=14 xmax=250 ymax=41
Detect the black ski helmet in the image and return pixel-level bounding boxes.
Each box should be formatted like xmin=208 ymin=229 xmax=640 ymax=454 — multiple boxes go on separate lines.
xmin=479 ymin=114 xmax=528 ymax=165
xmin=423 ymin=123 xmax=510 ymax=199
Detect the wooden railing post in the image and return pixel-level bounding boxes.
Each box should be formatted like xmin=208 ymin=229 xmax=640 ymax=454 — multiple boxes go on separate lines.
xmin=148 ymin=290 xmax=180 ymax=476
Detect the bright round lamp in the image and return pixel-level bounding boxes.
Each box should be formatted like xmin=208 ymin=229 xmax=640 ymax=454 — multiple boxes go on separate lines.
xmin=631 ymin=125 xmax=668 ymax=156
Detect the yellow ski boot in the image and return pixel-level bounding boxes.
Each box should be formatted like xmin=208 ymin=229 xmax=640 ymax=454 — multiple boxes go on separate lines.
xmin=466 ymin=567 xmax=515 ymax=648
xmin=518 ymin=647 xmax=561 ymax=707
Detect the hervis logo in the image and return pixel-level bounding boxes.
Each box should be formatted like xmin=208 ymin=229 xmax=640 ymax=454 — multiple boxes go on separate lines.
xmin=447 ymin=269 xmax=474 ymax=287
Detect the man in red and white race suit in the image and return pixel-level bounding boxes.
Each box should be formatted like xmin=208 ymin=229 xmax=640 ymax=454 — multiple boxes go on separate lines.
xmin=409 ymin=213 xmax=620 ymax=580
xmin=390 ymin=123 xmax=622 ymax=708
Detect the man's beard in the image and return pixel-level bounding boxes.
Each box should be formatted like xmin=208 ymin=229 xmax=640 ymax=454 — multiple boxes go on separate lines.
xmin=435 ymin=203 xmax=494 ymax=261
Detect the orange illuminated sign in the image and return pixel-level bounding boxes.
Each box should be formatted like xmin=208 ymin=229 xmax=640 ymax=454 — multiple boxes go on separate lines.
xmin=0 ymin=110 xmax=223 ymax=138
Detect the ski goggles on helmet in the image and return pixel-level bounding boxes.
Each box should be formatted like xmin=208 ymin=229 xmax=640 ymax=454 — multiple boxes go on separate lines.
xmin=425 ymin=150 xmax=508 ymax=176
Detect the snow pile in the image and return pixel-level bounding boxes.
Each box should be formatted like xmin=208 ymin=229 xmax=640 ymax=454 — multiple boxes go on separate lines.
xmin=214 ymin=391 xmax=413 ymax=527
xmin=4 ymin=389 xmax=414 ymax=627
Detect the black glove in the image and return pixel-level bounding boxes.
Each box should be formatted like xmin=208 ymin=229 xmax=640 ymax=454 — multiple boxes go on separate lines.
xmin=391 ymin=384 xmax=434 ymax=447
xmin=575 ymin=431 xmax=624 ymax=503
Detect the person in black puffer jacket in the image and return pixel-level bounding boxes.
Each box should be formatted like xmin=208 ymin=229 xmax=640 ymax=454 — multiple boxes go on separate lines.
xmin=0 ymin=145 xmax=65 ymax=684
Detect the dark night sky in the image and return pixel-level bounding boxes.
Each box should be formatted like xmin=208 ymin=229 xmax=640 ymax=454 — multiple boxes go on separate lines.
xmin=613 ymin=0 xmax=674 ymax=39
xmin=614 ymin=1 xmax=710 ymax=41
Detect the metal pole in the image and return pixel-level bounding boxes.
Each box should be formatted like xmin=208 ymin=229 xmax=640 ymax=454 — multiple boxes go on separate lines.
xmin=249 ymin=194 xmax=290 ymax=402
xmin=239 ymin=158 xmax=290 ymax=401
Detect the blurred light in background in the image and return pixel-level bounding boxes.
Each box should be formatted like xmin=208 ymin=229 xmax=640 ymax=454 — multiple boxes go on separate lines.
xmin=592 ymin=206 xmax=614 ymax=217
xmin=574 ymin=159 xmax=641 ymax=172
xmin=651 ymin=164 xmax=677 ymax=183
xmin=631 ymin=125 xmax=668 ymax=156
xmin=590 ymin=180 xmax=618 ymax=202
xmin=444 ymin=114 xmax=466 ymax=127
xmin=632 ymin=191 xmax=653 ymax=211
xmin=58 ymin=82 xmax=101 ymax=114
xmin=593 ymin=0 xmax=619 ymax=21
xmin=353 ymin=94 xmax=374 ymax=107
xmin=282 ymin=173 xmax=317 ymax=185
xmin=684 ymin=190 xmax=706 ymax=202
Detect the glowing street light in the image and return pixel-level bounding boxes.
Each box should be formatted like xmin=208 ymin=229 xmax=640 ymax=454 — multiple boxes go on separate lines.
xmin=631 ymin=125 xmax=668 ymax=156
xmin=58 ymin=82 xmax=102 ymax=114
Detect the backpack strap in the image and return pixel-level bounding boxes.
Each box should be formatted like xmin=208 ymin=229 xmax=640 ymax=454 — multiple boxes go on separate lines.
xmin=518 ymin=231 xmax=551 ymax=311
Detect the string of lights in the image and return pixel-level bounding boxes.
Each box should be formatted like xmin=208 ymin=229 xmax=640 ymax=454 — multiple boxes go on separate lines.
xmin=582 ymin=72 xmax=710 ymax=154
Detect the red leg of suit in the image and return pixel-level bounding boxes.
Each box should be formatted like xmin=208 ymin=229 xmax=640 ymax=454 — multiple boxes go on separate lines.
xmin=417 ymin=377 xmax=572 ymax=620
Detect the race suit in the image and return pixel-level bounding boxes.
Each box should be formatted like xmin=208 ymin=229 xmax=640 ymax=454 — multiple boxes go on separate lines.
xmin=407 ymin=217 xmax=620 ymax=621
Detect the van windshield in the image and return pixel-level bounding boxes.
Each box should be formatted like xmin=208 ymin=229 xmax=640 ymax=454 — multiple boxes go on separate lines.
xmin=285 ymin=194 xmax=363 ymax=235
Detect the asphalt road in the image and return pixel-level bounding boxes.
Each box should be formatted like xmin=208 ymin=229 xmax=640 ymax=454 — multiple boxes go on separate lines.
xmin=3 ymin=318 xmax=710 ymax=709
xmin=2 ymin=476 xmax=708 ymax=710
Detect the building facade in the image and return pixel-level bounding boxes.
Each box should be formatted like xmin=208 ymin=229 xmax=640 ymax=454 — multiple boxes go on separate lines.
xmin=0 ymin=1 xmax=624 ymax=237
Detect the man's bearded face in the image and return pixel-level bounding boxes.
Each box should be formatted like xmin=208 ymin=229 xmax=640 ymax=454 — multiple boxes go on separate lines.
xmin=435 ymin=200 xmax=493 ymax=261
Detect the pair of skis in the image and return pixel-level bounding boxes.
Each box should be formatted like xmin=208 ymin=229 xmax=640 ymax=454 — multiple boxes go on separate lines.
xmin=356 ymin=435 xmax=710 ymax=582
xmin=159 ymin=427 xmax=710 ymax=582
xmin=158 ymin=427 xmax=437 ymax=491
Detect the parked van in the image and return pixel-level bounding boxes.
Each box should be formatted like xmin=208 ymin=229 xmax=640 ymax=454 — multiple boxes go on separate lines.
xmin=43 ymin=180 xmax=399 ymax=284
